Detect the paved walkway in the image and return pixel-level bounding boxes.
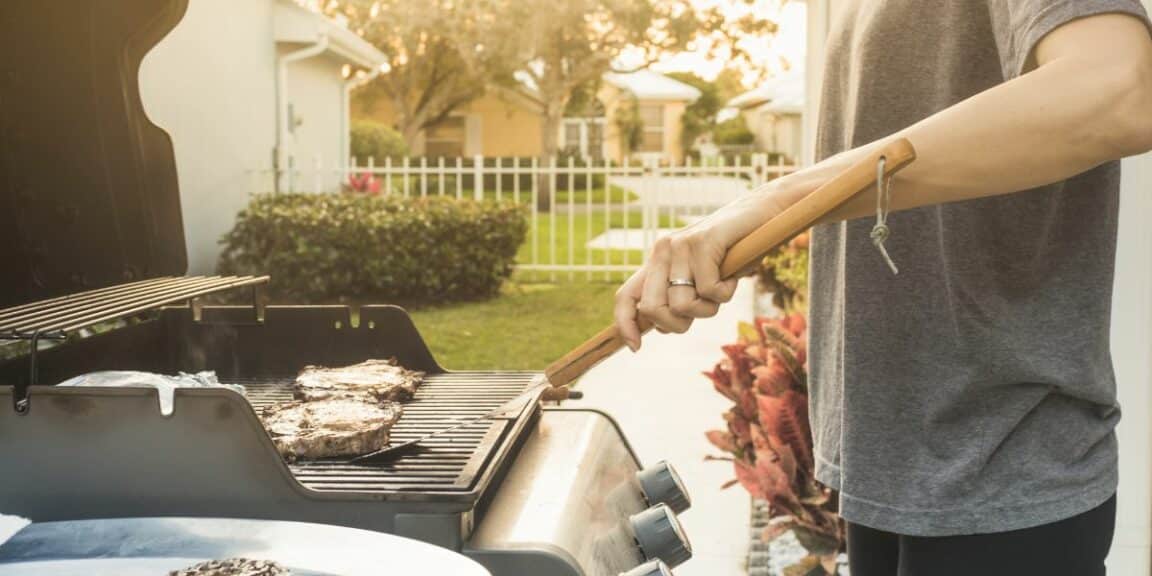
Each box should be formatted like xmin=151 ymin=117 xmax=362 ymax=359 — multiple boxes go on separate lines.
xmin=569 ymin=279 xmax=755 ymax=576
xmin=612 ymin=176 xmax=751 ymax=208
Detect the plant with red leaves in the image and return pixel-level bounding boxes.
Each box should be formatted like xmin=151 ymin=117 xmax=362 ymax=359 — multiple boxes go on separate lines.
xmin=346 ymin=172 xmax=382 ymax=195
xmin=705 ymin=312 xmax=843 ymax=575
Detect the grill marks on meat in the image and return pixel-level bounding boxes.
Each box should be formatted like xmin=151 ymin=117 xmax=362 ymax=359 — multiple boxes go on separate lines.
xmin=170 ymin=558 xmax=289 ymax=576
xmin=293 ymin=359 xmax=425 ymax=403
xmin=260 ymin=399 xmax=402 ymax=461
xmin=257 ymin=359 xmax=424 ymax=461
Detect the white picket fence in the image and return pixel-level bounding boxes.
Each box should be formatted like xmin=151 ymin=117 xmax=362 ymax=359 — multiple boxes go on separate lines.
xmin=249 ymin=154 xmax=796 ymax=282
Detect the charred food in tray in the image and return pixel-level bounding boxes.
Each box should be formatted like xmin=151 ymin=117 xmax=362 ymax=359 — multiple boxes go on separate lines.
xmin=170 ymin=558 xmax=290 ymax=576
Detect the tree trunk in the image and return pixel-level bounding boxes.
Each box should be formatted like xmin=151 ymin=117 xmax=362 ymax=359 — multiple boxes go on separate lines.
xmin=536 ymin=103 xmax=563 ymax=212
xmin=399 ymin=119 xmax=424 ymax=157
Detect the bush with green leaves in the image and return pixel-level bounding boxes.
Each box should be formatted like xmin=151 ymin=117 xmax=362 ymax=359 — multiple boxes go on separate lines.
xmin=218 ymin=193 xmax=527 ymax=305
xmin=351 ymin=121 xmax=409 ymax=162
xmin=713 ymin=115 xmax=757 ymax=146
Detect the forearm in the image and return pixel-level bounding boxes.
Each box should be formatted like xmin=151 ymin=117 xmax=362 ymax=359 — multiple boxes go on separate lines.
xmin=763 ymin=15 xmax=1152 ymax=227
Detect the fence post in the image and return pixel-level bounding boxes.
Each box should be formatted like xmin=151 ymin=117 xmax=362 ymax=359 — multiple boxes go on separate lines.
xmin=474 ymin=154 xmax=484 ymax=201
xmin=367 ymin=156 xmax=376 ymax=196
xmin=752 ymin=153 xmax=768 ymax=190
xmin=456 ymin=157 xmax=464 ymax=199
xmin=438 ymin=156 xmax=446 ymax=196
xmin=345 ymin=155 xmax=355 ymax=192
xmin=642 ymin=155 xmax=659 ymax=256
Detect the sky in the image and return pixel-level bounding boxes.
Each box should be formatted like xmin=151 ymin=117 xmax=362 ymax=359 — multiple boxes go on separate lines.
xmin=629 ymin=0 xmax=807 ymax=88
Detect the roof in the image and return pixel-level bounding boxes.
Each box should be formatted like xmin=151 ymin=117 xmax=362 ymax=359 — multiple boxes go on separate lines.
xmin=727 ymin=73 xmax=805 ymax=114
xmin=274 ymin=0 xmax=387 ymax=70
xmin=602 ymin=69 xmax=702 ymax=102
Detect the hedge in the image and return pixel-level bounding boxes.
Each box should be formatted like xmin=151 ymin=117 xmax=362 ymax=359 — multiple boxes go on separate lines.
xmin=218 ymin=193 xmax=528 ymax=305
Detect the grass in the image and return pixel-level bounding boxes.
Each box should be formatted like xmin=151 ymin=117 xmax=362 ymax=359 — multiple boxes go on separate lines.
xmin=407 ymin=281 xmax=619 ymax=370
xmin=405 ymin=207 xmax=687 ymax=370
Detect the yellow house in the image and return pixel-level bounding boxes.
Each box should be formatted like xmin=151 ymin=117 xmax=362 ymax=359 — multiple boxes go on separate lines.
xmin=353 ymin=69 xmax=701 ymax=163
xmin=727 ymin=73 xmax=806 ymax=162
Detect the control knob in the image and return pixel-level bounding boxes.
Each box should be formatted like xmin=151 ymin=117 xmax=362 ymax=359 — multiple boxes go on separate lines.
xmin=629 ymin=503 xmax=692 ymax=568
xmin=636 ymin=461 xmax=691 ymax=513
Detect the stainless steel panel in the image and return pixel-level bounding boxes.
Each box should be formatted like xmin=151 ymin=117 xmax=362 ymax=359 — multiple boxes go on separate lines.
xmin=467 ymin=409 xmax=652 ymax=576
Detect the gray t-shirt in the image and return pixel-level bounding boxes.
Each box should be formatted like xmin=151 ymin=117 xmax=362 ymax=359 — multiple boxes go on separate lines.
xmin=810 ymin=0 xmax=1151 ymax=536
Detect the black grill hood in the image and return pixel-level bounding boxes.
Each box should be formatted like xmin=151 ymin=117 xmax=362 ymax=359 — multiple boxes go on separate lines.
xmin=0 ymin=0 xmax=190 ymax=308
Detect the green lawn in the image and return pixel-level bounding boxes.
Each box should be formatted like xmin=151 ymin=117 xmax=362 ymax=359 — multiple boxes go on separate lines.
xmin=407 ymin=282 xmax=619 ymax=370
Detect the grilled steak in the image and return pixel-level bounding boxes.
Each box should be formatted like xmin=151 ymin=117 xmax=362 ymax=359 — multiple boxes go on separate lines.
xmin=260 ymin=399 xmax=402 ymax=460
xmin=170 ymin=558 xmax=289 ymax=576
xmin=294 ymin=359 xmax=424 ymax=403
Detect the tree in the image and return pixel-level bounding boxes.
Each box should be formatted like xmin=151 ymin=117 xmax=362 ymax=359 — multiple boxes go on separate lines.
xmin=668 ymin=69 xmax=746 ymax=152
xmin=319 ymin=0 xmax=524 ymax=150
xmin=505 ymin=0 xmax=704 ymax=166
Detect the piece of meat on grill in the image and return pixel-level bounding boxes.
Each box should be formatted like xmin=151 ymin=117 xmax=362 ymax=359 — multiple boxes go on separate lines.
xmin=259 ymin=398 xmax=402 ymax=460
xmin=169 ymin=558 xmax=289 ymax=576
xmin=293 ymin=359 xmax=425 ymax=403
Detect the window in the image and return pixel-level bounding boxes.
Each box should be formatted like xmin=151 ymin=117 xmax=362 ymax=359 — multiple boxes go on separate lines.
xmin=425 ymin=116 xmax=466 ymax=157
xmin=638 ymin=104 xmax=664 ymax=153
xmin=561 ymin=118 xmax=606 ymax=160
xmin=563 ymin=121 xmax=582 ymax=152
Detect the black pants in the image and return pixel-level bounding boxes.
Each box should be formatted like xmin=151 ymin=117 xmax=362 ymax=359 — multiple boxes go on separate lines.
xmin=847 ymin=494 xmax=1117 ymax=576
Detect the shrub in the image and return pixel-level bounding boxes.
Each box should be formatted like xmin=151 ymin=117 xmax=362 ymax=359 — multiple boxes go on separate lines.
xmin=218 ymin=193 xmax=527 ymax=305
xmin=759 ymin=231 xmax=810 ymax=314
xmin=351 ymin=121 xmax=409 ymax=162
xmin=705 ymin=313 xmax=844 ymax=574
xmin=713 ymin=115 xmax=756 ymax=146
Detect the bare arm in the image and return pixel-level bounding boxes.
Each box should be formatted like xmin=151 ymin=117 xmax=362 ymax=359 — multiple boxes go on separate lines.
xmin=616 ymin=13 xmax=1152 ymax=349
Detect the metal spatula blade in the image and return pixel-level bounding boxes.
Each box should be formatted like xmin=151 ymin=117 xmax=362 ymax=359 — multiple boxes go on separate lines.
xmin=350 ymin=381 xmax=551 ymax=463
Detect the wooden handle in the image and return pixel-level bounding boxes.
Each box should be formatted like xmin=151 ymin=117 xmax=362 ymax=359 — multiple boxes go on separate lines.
xmin=544 ymin=139 xmax=918 ymax=387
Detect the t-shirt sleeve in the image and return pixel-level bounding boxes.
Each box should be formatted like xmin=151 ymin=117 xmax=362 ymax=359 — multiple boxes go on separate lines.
xmin=986 ymin=0 xmax=1152 ymax=78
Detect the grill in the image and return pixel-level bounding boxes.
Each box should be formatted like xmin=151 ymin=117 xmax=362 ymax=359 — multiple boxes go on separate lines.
xmin=239 ymin=372 xmax=540 ymax=493
xmin=0 ymin=2 xmax=693 ymax=572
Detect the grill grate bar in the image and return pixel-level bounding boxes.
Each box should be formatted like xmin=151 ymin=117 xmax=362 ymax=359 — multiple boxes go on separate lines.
xmin=0 ymin=276 xmax=269 ymax=337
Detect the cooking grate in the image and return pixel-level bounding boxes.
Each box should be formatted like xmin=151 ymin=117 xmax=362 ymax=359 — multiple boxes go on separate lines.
xmin=236 ymin=372 xmax=540 ymax=494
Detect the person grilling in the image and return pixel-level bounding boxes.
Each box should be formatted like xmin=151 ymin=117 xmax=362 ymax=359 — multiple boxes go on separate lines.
xmin=613 ymin=2 xmax=1152 ymax=574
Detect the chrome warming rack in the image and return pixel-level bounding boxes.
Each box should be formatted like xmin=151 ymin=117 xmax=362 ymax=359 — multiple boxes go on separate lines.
xmin=0 ymin=276 xmax=269 ymax=413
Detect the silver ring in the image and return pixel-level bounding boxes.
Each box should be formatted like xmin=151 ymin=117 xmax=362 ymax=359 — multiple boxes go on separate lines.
xmin=668 ymin=278 xmax=696 ymax=288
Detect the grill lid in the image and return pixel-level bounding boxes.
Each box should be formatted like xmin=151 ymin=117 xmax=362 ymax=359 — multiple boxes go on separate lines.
xmin=0 ymin=0 xmax=190 ymax=309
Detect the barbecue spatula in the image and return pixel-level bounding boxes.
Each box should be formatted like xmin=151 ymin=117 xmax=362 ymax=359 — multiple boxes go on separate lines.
xmin=354 ymin=139 xmax=917 ymax=462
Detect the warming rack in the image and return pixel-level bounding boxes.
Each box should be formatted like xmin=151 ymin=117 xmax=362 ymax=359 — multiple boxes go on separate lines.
xmin=0 ymin=275 xmax=269 ymax=413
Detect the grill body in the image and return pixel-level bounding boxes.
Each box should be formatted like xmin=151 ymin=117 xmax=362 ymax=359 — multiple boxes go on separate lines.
xmin=0 ymin=305 xmax=655 ymax=575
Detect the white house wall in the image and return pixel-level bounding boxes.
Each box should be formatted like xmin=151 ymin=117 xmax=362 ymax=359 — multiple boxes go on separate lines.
xmin=282 ymin=51 xmax=346 ymax=192
xmin=804 ymin=1 xmax=1152 ymax=571
xmin=1108 ymin=10 xmax=1152 ymax=576
xmin=139 ymin=0 xmax=279 ymax=275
